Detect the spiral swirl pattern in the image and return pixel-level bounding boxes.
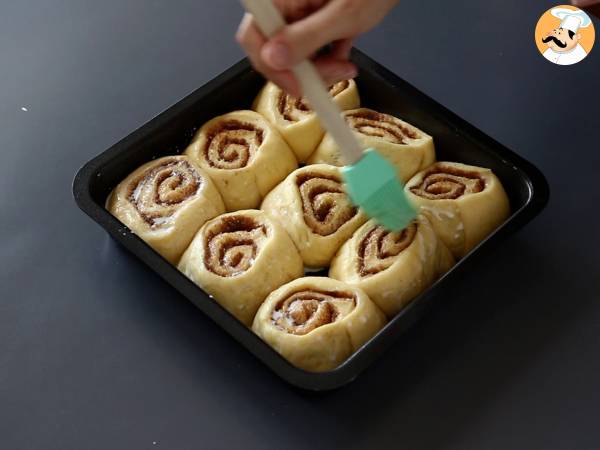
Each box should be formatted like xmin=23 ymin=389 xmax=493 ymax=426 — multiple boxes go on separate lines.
xmin=128 ymin=158 xmax=202 ymax=227
xmin=204 ymin=120 xmax=264 ymax=169
xmin=204 ymin=215 xmax=268 ymax=277
xmin=297 ymin=173 xmax=358 ymax=236
xmin=346 ymin=110 xmax=420 ymax=144
xmin=328 ymin=80 xmax=350 ymax=98
xmin=272 ymin=290 xmax=356 ymax=335
xmin=358 ymin=223 xmax=418 ymax=276
xmin=277 ymin=80 xmax=351 ymax=122
xmin=410 ymin=165 xmax=485 ymax=200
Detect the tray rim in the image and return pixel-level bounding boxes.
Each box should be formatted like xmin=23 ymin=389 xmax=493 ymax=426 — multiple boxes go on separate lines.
xmin=72 ymin=49 xmax=550 ymax=391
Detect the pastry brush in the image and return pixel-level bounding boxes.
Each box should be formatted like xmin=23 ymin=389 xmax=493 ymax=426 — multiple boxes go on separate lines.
xmin=240 ymin=0 xmax=416 ymax=231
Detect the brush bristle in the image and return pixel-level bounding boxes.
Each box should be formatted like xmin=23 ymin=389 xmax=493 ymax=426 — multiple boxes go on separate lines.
xmin=343 ymin=149 xmax=417 ymax=231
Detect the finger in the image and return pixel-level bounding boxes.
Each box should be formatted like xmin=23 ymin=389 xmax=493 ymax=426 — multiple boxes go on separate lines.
xmin=260 ymin=1 xmax=353 ymax=70
xmin=247 ymin=53 xmax=302 ymax=98
xmin=571 ymin=0 xmax=599 ymax=6
xmin=330 ymin=38 xmax=354 ymax=60
xmin=246 ymin=47 xmax=302 ymax=98
xmin=313 ymin=56 xmax=358 ymax=86
xmin=571 ymin=0 xmax=600 ymax=17
xmin=236 ymin=13 xmax=267 ymax=66
xmin=236 ymin=14 xmax=302 ymax=97
xmin=273 ymin=0 xmax=328 ymax=21
xmin=270 ymin=71 xmax=302 ymax=98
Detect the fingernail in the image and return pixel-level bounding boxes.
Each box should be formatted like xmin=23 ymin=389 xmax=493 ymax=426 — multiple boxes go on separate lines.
xmin=262 ymin=42 xmax=290 ymax=70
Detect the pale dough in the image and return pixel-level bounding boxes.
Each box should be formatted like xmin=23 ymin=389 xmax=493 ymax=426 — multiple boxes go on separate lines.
xmin=405 ymin=162 xmax=510 ymax=258
xmin=253 ymin=80 xmax=360 ymax=162
xmin=330 ymin=215 xmax=454 ymax=317
xmin=178 ymin=210 xmax=304 ymax=326
xmin=107 ymin=155 xmax=225 ymax=264
xmin=252 ymin=277 xmax=386 ymax=372
xmin=308 ymin=108 xmax=435 ymax=182
xmin=185 ymin=110 xmax=297 ymax=211
xmin=261 ymin=164 xmax=367 ymax=268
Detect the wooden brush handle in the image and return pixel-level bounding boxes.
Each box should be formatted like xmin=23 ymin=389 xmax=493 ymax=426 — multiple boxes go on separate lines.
xmin=240 ymin=0 xmax=364 ymax=165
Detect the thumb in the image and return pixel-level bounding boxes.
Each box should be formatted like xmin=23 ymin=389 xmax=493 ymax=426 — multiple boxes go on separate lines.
xmin=260 ymin=1 xmax=355 ymax=70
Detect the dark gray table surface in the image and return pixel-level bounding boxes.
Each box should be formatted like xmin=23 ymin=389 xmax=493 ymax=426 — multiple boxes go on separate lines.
xmin=1 ymin=1 xmax=599 ymax=449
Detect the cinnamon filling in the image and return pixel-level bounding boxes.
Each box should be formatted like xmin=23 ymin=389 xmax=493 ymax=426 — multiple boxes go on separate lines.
xmin=328 ymin=80 xmax=350 ymax=97
xmin=410 ymin=164 xmax=485 ymax=200
xmin=204 ymin=120 xmax=264 ymax=169
xmin=203 ymin=215 xmax=268 ymax=277
xmin=277 ymin=81 xmax=350 ymax=122
xmin=272 ymin=290 xmax=356 ymax=335
xmin=346 ymin=110 xmax=420 ymax=144
xmin=358 ymin=223 xmax=418 ymax=276
xmin=277 ymin=93 xmax=311 ymax=122
xmin=128 ymin=158 xmax=202 ymax=227
xmin=296 ymin=172 xmax=358 ymax=236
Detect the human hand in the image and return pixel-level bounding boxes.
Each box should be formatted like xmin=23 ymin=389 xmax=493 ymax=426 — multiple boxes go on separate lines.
xmin=236 ymin=0 xmax=399 ymax=97
xmin=571 ymin=0 xmax=600 ymax=17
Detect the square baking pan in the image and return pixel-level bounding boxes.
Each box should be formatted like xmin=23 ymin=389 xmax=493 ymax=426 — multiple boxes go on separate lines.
xmin=73 ymin=49 xmax=549 ymax=391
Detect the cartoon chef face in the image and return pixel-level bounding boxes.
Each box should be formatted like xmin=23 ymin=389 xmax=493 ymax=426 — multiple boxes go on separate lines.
xmin=542 ymin=27 xmax=582 ymax=52
xmin=537 ymin=7 xmax=594 ymax=66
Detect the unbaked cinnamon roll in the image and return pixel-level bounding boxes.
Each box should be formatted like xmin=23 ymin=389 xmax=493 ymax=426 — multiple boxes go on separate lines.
xmin=405 ymin=162 xmax=510 ymax=258
xmin=185 ymin=110 xmax=297 ymax=211
xmin=261 ymin=164 xmax=367 ymax=268
xmin=253 ymin=80 xmax=360 ymax=162
xmin=330 ymin=215 xmax=454 ymax=317
xmin=178 ymin=210 xmax=304 ymax=326
xmin=107 ymin=155 xmax=225 ymax=264
xmin=252 ymin=277 xmax=386 ymax=372
xmin=308 ymin=108 xmax=435 ymax=182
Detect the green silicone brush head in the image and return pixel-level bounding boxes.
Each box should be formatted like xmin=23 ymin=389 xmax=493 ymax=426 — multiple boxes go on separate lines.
xmin=343 ymin=149 xmax=417 ymax=232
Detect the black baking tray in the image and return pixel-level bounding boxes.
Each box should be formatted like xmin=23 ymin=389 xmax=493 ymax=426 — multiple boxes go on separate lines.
xmin=72 ymin=49 xmax=549 ymax=391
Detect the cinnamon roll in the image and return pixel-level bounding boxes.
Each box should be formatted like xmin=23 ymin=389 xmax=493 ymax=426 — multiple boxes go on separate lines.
xmin=178 ymin=210 xmax=304 ymax=326
xmin=252 ymin=277 xmax=386 ymax=372
xmin=405 ymin=162 xmax=510 ymax=258
xmin=261 ymin=164 xmax=367 ymax=268
xmin=253 ymin=80 xmax=360 ymax=162
xmin=107 ymin=155 xmax=225 ymax=264
xmin=185 ymin=110 xmax=297 ymax=211
xmin=330 ymin=215 xmax=454 ymax=317
xmin=308 ymin=108 xmax=436 ymax=182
